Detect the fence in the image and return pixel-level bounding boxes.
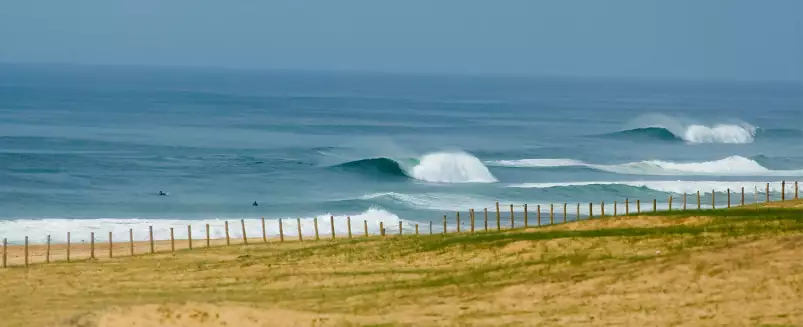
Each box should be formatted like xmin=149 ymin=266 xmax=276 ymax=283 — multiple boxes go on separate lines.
xmin=1 ymin=181 xmax=799 ymax=269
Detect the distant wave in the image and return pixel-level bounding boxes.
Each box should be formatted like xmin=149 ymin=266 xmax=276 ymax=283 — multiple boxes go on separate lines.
xmin=488 ymin=156 xmax=803 ymax=176
xmin=0 ymin=208 xmax=406 ymax=245
xmin=599 ymin=125 xmax=757 ymax=144
xmin=508 ymin=181 xmax=795 ymax=195
xmin=599 ymin=126 xmax=801 ymax=144
xmin=333 ymin=151 xmax=497 ymax=183
xmin=595 ymin=114 xmax=769 ymax=144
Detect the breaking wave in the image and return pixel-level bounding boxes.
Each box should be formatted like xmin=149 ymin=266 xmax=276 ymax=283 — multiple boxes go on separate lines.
xmin=488 ymin=156 xmax=803 ymax=176
xmin=601 ymin=124 xmax=757 ymax=144
xmin=333 ymin=151 xmax=497 ymax=183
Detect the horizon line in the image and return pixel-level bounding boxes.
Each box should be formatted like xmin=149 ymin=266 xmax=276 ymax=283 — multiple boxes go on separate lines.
xmin=1 ymin=60 xmax=801 ymax=85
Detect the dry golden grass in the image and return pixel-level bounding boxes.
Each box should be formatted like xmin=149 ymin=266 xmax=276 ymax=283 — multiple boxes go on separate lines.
xmin=3 ymin=202 xmax=803 ymax=326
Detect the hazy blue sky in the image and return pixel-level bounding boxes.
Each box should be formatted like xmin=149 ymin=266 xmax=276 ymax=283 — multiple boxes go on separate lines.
xmin=1 ymin=0 xmax=801 ymax=81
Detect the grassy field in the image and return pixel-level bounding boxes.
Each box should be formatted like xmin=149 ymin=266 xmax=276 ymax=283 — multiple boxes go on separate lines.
xmin=2 ymin=201 xmax=803 ymax=326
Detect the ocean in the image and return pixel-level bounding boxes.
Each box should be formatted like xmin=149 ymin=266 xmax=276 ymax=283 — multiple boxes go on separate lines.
xmin=1 ymin=64 xmax=801 ymax=244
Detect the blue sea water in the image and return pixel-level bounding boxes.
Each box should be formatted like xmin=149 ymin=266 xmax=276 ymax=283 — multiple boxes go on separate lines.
xmin=1 ymin=64 xmax=802 ymax=243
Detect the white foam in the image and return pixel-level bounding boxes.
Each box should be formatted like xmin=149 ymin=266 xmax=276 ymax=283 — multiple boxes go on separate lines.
xmin=682 ymin=124 xmax=756 ymax=144
xmin=362 ymin=192 xmax=531 ymax=212
xmin=408 ymin=151 xmax=497 ymax=183
xmin=630 ymin=114 xmax=757 ymax=144
xmin=509 ymin=181 xmax=796 ymax=195
xmin=489 ymin=156 xmax=803 ymax=177
xmin=490 ymin=158 xmax=585 ymax=168
xmin=0 ymin=208 xmax=409 ymax=245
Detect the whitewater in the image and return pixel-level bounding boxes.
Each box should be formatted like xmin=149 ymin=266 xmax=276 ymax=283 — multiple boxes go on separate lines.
xmin=2 ymin=65 xmax=802 ymax=243
xmin=489 ymin=156 xmax=803 ymax=177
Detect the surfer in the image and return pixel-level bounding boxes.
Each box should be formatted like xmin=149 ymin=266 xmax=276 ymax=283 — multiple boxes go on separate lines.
xmin=253 ymin=201 xmax=259 ymax=207
xmin=158 ymin=191 xmax=167 ymax=196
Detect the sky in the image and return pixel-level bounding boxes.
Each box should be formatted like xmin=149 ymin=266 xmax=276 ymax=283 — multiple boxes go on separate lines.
xmin=0 ymin=0 xmax=801 ymax=82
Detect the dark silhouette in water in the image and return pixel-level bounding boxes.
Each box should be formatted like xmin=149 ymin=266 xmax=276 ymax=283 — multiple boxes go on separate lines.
xmin=158 ymin=191 xmax=167 ymax=196
xmin=253 ymin=201 xmax=258 ymax=206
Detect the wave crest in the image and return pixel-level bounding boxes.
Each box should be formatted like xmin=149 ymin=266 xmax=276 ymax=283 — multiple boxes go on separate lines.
xmin=334 ymin=151 xmax=497 ymax=183
xmin=600 ymin=114 xmax=759 ymax=144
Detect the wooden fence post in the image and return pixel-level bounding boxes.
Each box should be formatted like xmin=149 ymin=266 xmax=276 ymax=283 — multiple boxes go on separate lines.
xmin=576 ymin=203 xmax=580 ymax=220
xmin=380 ymin=222 xmax=385 ymax=236
xmin=364 ymin=220 xmax=368 ymax=237
xmin=550 ymin=204 xmax=554 ymax=224
xmin=129 ymin=229 xmax=134 ymax=256
xmin=484 ymin=208 xmax=488 ymax=232
xmin=683 ymin=193 xmax=687 ymax=211
xmin=537 ymin=205 xmax=541 ymax=226
xmin=90 ymin=232 xmax=95 ymax=259
xmin=742 ymin=187 xmax=745 ymax=206
xmin=416 ymin=224 xmax=419 ymax=235
xmin=601 ymin=202 xmax=605 ymax=216
xmin=668 ymin=196 xmax=672 ymax=212
xmin=471 ymin=209 xmax=476 ymax=233
xmin=429 ymin=221 xmax=433 ymax=235
xmin=563 ymin=203 xmax=567 ymax=223
xmin=495 ymin=202 xmax=501 ymax=231
xmin=315 ymin=218 xmax=323 ymax=241
xmin=443 ymin=215 xmax=448 ymax=235
xmin=796 ymin=181 xmax=799 ymax=200
xmin=261 ymin=217 xmax=267 ymax=243
xmin=653 ymin=199 xmax=657 ymax=213
xmin=766 ymin=183 xmax=770 ymax=202
xmin=297 ymin=218 xmax=303 ymax=241
xmin=589 ymin=203 xmax=593 ymax=218
xmin=225 ymin=221 xmax=230 ymax=245
xmin=170 ymin=228 xmax=175 ymax=252
xmin=347 ymin=216 xmax=352 ymax=239
xmin=523 ymin=204 xmax=528 ymax=227
xmin=46 ymin=235 xmax=51 ymax=263
xmin=712 ymin=190 xmax=716 ymax=209
xmin=509 ymin=204 xmax=514 ymax=228
xmin=25 ymin=236 xmax=29 ymax=267
xmin=697 ymin=191 xmax=701 ymax=210
xmin=637 ymin=200 xmax=640 ymax=213
xmin=626 ymin=198 xmax=629 ymax=215
xmin=727 ymin=189 xmax=731 ymax=208
xmin=188 ymin=225 xmax=193 ymax=250
xmin=782 ymin=181 xmax=786 ymax=201
xmin=399 ymin=221 xmax=403 ymax=236
xmin=331 ymin=216 xmax=336 ymax=240
xmin=67 ymin=232 xmax=71 ymax=262
xmin=2 ymin=238 xmax=6 ymax=268
xmin=241 ymin=219 xmax=248 ymax=245
xmin=457 ymin=212 xmax=461 ymax=233
xmin=279 ymin=219 xmax=285 ymax=242
xmin=239 ymin=219 xmax=248 ymax=245
xmin=614 ymin=201 xmax=617 ymax=216
xmin=206 ymin=224 xmax=211 ymax=247
xmin=108 ymin=232 xmax=113 ymax=258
